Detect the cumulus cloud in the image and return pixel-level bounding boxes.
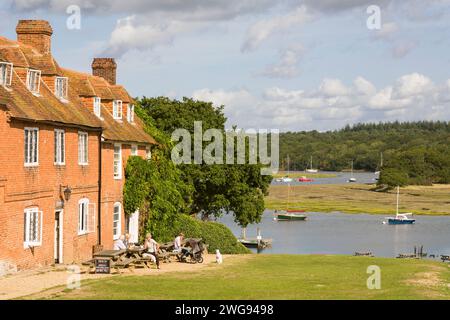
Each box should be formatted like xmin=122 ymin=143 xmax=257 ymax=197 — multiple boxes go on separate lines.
xmin=193 ymin=73 xmax=450 ymax=131
xmin=102 ymin=15 xmax=194 ymax=57
xmin=241 ymin=5 xmax=313 ymax=52
xmin=259 ymin=45 xmax=304 ymax=78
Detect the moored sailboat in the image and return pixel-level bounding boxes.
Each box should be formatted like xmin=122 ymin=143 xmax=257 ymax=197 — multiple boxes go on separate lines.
xmin=383 ymin=186 xmax=416 ymax=225
xmin=274 ymin=182 xmax=307 ymax=221
xmin=306 ymin=156 xmax=318 ymax=173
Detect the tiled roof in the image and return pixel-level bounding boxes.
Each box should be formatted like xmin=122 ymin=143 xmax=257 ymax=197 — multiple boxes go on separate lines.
xmin=0 ymin=35 xmax=156 ymax=144
xmin=61 ymin=68 xmax=156 ymax=144
xmin=0 ymin=71 xmax=103 ymax=129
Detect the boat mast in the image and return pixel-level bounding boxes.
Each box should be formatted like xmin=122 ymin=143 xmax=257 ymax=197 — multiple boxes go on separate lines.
xmin=310 ymin=156 xmax=313 ymax=170
xmin=396 ymin=186 xmax=400 ymax=216
xmin=351 ymin=160 xmax=354 ymax=178
xmin=380 ymin=152 xmax=384 ymax=168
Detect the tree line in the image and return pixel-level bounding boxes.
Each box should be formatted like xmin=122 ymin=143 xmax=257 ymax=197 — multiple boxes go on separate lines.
xmin=279 ymin=121 xmax=450 ymax=185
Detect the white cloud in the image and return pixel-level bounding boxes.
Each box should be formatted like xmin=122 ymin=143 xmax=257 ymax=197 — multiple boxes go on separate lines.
xmin=260 ymin=45 xmax=304 ymax=78
xmin=241 ymin=5 xmax=313 ymax=52
xmin=319 ymin=78 xmax=349 ymax=97
xmin=103 ymin=15 xmax=192 ymax=57
xmin=192 ymin=73 xmax=450 ymax=131
xmin=392 ymin=73 xmax=433 ymax=98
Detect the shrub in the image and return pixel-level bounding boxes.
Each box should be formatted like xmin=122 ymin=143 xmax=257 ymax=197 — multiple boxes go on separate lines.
xmin=167 ymin=214 xmax=250 ymax=254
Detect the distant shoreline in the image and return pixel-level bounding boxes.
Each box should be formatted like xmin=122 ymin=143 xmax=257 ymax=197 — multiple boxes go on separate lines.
xmin=265 ymin=183 xmax=450 ymax=216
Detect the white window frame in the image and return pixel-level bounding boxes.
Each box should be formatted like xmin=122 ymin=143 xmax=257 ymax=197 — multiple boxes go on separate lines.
xmin=24 ymin=207 xmax=43 ymax=248
xmin=113 ymin=143 xmax=122 ymax=179
xmin=78 ymin=198 xmax=96 ymax=235
xmin=0 ymin=62 xmax=13 ymax=87
xmin=26 ymin=69 xmax=41 ymax=94
xmin=113 ymin=100 xmax=123 ymax=120
xmin=131 ymin=144 xmax=138 ymax=156
xmin=54 ymin=129 xmax=65 ymax=165
xmin=55 ymin=76 xmax=68 ymax=101
xmin=113 ymin=202 xmax=122 ymax=240
xmin=78 ymin=131 xmax=89 ymax=165
xmin=146 ymin=146 xmax=152 ymax=160
xmin=24 ymin=127 xmax=39 ymax=167
xmin=127 ymin=104 xmax=135 ymax=123
xmin=93 ymin=97 xmax=101 ymax=118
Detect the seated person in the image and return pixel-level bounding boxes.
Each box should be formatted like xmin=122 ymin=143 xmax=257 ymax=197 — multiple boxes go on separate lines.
xmin=173 ymin=232 xmax=184 ymax=253
xmin=113 ymin=235 xmax=127 ymax=250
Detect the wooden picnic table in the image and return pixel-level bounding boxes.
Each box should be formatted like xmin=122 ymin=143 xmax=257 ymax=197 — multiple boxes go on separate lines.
xmin=93 ymin=250 xmax=127 ymax=260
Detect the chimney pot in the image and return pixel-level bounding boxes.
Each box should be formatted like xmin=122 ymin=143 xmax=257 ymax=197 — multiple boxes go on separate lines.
xmin=16 ymin=20 xmax=53 ymax=55
xmin=92 ymin=58 xmax=117 ymax=85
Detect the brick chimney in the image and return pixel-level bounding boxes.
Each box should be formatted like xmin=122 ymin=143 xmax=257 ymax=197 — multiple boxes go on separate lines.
xmin=16 ymin=20 xmax=53 ymax=55
xmin=92 ymin=58 xmax=117 ymax=85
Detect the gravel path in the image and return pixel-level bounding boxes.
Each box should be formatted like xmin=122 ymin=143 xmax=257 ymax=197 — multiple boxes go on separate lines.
xmin=0 ymin=254 xmax=225 ymax=300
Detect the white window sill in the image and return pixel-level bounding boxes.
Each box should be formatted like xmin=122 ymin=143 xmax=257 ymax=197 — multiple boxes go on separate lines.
xmin=58 ymin=98 xmax=69 ymax=103
xmin=54 ymin=162 xmax=65 ymax=166
xmin=78 ymin=163 xmax=89 ymax=166
xmin=31 ymin=92 xmax=40 ymax=97
xmin=24 ymin=163 xmax=39 ymax=167
xmin=24 ymin=242 xmax=41 ymax=249
xmin=114 ymin=176 xmax=122 ymax=180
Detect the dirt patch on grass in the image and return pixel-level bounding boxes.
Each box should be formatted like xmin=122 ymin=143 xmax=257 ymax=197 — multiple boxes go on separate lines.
xmin=404 ymin=264 xmax=449 ymax=299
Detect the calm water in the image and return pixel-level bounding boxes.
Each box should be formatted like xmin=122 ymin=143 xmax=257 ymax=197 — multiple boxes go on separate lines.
xmin=272 ymin=171 xmax=379 ymax=185
xmin=220 ymin=211 xmax=450 ymax=258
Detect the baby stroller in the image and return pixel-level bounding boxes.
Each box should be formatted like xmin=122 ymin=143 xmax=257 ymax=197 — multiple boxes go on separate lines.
xmin=180 ymin=238 xmax=205 ymax=264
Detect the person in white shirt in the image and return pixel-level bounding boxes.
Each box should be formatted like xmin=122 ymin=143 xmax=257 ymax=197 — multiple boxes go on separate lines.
xmin=114 ymin=235 xmax=127 ymax=250
xmin=173 ymin=232 xmax=184 ymax=253
xmin=143 ymin=233 xmax=160 ymax=269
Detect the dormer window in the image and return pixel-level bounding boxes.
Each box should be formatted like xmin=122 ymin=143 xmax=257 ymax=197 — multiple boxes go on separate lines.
xmin=0 ymin=62 xmax=13 ymax=87
xmin=113 ymin=100 xmax=122 ymax=120
xmin=93 ymin=97 xmax=101 ymax=118
xmin=55 ymin=77 xmax=68 ymax=101
xmin=127 ymin=104 xmax=135 ymax=123
xmin=26 ymin=69 xmax=41 ymax=94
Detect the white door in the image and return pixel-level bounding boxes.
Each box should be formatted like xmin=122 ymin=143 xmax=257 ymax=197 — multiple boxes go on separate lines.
xmin=128 ymin=210 xmax=139 ymax=244
xmin=54 ymin=210 xmax=63 ymax=264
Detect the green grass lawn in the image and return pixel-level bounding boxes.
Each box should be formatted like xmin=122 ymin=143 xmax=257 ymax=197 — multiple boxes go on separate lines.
xmin=39 ymin=255 xmax=450 ymax=300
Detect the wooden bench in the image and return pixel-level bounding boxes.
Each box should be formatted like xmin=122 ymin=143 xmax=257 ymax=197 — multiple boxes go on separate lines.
xmin=113 ymin=258 xmax=136 ymax=273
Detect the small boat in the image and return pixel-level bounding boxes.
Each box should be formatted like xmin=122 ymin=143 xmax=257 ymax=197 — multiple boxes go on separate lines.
xmin=298 ymin=176 xmax=313 ymax=182
xmin=274 ymin=210 xmax=307 ymax=221
xmin=281 ymin=176 xmax=293 ymax=183
xmin=385 ymin=213 xmax=415 ymax=225
xmin=383 ymin=186 xmax=416 ymax=225
xmin=306 ymin=156 xmax=318 ymax=173
xmin=348 ymin=160 xmax=357 ymax=182
xmin=273 ymin=183 xmax=307 ymax=221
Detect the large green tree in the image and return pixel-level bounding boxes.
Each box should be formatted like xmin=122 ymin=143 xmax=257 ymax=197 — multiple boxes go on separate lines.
xmin=137 ymin=96 xmax=272 ymax=227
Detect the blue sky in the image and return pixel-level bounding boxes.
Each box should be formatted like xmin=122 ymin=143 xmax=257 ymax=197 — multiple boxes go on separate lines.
xmin=1 ymin=0 xmax=449 ymax=131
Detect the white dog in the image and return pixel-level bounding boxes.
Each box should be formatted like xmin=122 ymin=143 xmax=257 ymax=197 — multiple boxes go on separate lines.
xmin=216 ymin=249 xmax=223 ymax=264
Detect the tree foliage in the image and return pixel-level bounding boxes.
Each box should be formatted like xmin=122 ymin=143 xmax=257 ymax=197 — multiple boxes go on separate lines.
xmin=137 ymin=96 xmax=272 ymax=227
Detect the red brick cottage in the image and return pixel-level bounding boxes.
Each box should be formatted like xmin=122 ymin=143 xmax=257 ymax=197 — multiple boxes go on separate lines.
xmin=0 ymin=20 xmax=156 ymax=270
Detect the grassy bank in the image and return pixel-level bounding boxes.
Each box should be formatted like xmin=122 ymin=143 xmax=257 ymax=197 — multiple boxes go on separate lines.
xmin=273 ymin=171 xmax=337 ymax=179
xmin=33 ymin=255 xmax=450 ymax=300
xmin=265 ymin=184 xmax=450 ymax=215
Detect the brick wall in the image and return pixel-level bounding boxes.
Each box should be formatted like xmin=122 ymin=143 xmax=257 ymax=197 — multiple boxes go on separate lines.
xmin=100 ymin=142 xmax=147 ymax=249
xmin=0 ymin=112 xmax=101 ymax=270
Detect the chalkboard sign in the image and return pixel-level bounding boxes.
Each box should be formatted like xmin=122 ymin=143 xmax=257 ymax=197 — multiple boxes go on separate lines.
xmin=95 ymin=258 xmax=111 ymax=274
